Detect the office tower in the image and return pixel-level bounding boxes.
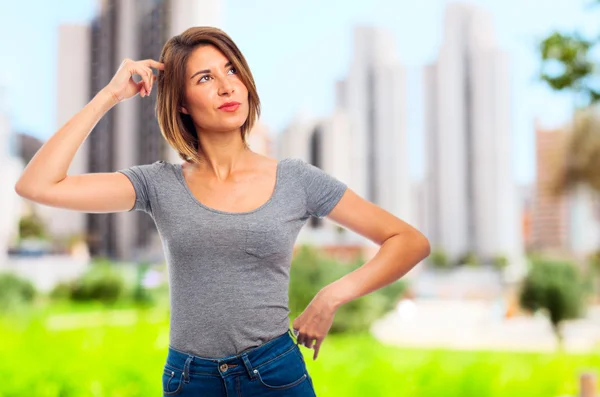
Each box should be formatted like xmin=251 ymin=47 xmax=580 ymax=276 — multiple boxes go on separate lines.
xmin=424 ymin=3 xmax=523 ymax=265
xmin=337 ymin=26 xmax=411 ymax=224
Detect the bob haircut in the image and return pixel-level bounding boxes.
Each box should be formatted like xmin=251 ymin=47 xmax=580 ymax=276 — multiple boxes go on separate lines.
xmin=156 ymin=26 xmax=260 ymax=164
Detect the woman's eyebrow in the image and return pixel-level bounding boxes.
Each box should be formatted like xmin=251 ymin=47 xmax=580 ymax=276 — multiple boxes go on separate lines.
xmin=190 ymin=61 xmax=232 ymax=80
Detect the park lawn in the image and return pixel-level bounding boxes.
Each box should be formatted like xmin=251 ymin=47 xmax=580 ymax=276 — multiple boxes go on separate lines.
xmin=0 ymin=305 xmax=598 ymax=397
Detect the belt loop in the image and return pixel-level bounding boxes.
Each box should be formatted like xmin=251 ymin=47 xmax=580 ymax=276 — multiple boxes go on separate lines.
xmin=183 ymin=355 xmax=193 ymax=383
xmin=241 ymin=353 xmax=257 ymax=379
xmin=289 ymin=328 xmax=299 ymax=345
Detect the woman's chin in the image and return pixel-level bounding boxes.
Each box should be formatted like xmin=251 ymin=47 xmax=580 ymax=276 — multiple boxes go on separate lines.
xmin=218 ymin=118 xmax=247 ymax=131
xmin=210 ymin=122 xmax=246 ymax=133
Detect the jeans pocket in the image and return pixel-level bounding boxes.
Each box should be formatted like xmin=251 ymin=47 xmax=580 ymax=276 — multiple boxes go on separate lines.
xmin=252 ymin=346 xmax=309 ymax=390
xmin=162 ymin=366 xmax=185 ymax=396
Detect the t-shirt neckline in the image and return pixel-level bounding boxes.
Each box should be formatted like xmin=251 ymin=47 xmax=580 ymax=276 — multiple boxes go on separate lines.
xmin=175 ymin=159 xmax=287 ymax=216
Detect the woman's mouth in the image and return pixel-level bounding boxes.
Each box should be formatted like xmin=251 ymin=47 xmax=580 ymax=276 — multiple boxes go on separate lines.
xmin=218 ymin=102 xmax=241 ymax=112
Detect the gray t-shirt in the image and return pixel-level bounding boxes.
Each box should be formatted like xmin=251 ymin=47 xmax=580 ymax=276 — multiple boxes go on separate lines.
xmin=117 ymin=157 xmax=347 ymax=358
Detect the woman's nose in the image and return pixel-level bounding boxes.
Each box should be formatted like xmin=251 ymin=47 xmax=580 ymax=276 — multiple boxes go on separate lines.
xmin=218 ymin=77 xmax=234 ymax=96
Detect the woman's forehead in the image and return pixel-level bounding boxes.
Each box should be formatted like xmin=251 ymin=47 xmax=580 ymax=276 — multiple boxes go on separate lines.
xmin=186 ymin=46 xmax=230 ymax=74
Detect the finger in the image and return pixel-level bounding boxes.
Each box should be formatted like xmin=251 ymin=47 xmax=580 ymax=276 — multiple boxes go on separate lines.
xmin=129 ymin=65 xmax=152 ymax=93
xmin=304 ymin=336 xmax=316 ymax=349
xmin=141 ymin=67 xmax=153 ymax=93
xmin=141 ymin=66 xmax=153 ymax=93
xmin=313 ymin=339 xmax=323 ymax=360
xmin=136 ymin=81 xmax=146 ymax=97
xmin=142 ymin=59 xmax=165 ymax=70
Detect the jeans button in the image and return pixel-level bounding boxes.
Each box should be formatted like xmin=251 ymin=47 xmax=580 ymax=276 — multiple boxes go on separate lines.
xmin=220 ymin=363 xmax=228 ymax=372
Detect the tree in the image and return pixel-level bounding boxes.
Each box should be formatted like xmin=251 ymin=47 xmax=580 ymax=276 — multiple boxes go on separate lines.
xmin=519 ymin=259 xmax=585 ymax=349
xmin=538 ymin=2 xmax=600 ymax=278
xmin=539 ymin=23 xmax=600 ymax=195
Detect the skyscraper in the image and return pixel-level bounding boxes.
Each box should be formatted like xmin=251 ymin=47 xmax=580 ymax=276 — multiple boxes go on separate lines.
xmin=338 ymin=26 xmax=411 ymax=225
xmin=424 ymin=3 xmax=523 ymax=264
xmin=277 ymin=25 xmax=409 ymax=247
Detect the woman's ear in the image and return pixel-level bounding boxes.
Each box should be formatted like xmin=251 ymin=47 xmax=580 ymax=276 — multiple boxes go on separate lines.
xmin=179 ymin=105 xmax=189 ymax=115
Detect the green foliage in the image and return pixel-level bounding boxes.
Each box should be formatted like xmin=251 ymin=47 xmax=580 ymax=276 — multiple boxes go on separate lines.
xmin=18 ymin=213 xmax=48 ymax=240
xmin=539 ymin=31 xmax=598 ymax=103
xmin=429 ymin=248 xmax=450 ymax=269
xmin=65 ymin=260 xmax=125 ymax=305
xmin=289 ymin=245 xmax=407 ymax=334
xmin=456 ymin=251 xmax=479 ymax=267
xmin=49 ymin=260 xmax=167 ymax=308
xmin=492 ymin=254 xmax=509 ymax=270
xmin=590 ymin=249 xmax=600 ymax=275
xmin=0 ymin=272 xmax=37 ymax=312
xmin=538 ymin=6 xmax=600 ymax=198
xmin=132 ymin=262 xmax=156 ymax=307
xmin=519 ymin=259 xmax=585 ymax=347
xmin=1 ymin=308 xmax=599 ymax=397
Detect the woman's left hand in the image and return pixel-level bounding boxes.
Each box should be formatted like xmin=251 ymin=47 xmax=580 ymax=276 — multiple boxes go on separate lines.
xmin=292 ymin=290 xmax=338 ymax=360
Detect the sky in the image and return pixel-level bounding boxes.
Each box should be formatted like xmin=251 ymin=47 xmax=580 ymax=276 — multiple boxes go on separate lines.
xmin=0 ymin=0 xmax=598 ymax=184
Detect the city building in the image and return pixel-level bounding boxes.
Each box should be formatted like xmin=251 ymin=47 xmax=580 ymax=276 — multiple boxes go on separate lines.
xmin=531 ymin=120 xmax=600 ymax=257
xmin=423 ymin=3 xmax=523 ymax=269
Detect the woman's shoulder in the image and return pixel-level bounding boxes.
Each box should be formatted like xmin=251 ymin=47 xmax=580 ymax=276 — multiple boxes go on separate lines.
xmin=123 ymin=160 xmax=180 ymax=182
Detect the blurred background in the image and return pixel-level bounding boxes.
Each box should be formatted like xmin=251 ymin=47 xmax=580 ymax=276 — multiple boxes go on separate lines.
xmin=1 ymin=0 xmax=600 ymax=396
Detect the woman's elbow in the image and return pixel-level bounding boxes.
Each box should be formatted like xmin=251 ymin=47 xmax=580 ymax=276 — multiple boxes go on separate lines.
xmin=415 ymin=232 xmax=431 ymax=260
xmin=14 ymin=180 xmax=32 ymax=199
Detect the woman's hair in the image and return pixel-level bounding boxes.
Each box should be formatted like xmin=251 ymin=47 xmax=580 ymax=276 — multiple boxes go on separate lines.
xmin=156 ymin=26 xmax=260 ymax=164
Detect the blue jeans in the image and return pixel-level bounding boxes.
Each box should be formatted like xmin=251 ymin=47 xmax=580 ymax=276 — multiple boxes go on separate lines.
xmin=161 ymin=329 xmax=317 ymax=396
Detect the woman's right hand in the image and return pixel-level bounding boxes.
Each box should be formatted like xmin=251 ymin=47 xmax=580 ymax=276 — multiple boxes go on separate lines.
xmin=102 ymin=58 xmax=165 ymax=104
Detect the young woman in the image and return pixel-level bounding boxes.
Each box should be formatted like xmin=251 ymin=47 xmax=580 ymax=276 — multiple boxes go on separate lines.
xmin=15 ymin=26 xmax=430 ymax=396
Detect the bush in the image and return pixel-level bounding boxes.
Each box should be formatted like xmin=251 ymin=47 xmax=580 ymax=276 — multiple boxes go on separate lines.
xmin=0 ymin=272 xmax=37 ymax=313
xmin=457 ymin=251 xmax=479 ymax=267
xmin=519 ymin=259 xmax=585 ymax=348
xmin=49 ymin=281 xmax=72 ymax=301
xmin=18 ymin=213 xmax=47 ymax=240
xmin=67 ymin=260 xmax=125 ymax=305
xmin=492 ymin=254 xmax=509 ymax=271
xmin=289 ymin=245 xmax=407 ymax=334
xmin=429 ymin=248 xmax=450 ymax=270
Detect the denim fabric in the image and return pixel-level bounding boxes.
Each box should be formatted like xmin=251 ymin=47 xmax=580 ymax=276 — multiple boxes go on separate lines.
xmin=161 ymin=329 xmax=317 ymax=396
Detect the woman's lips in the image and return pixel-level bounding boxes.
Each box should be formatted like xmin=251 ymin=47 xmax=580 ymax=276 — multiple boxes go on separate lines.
xmin=219 ymin=102 xmax=241 ymax=112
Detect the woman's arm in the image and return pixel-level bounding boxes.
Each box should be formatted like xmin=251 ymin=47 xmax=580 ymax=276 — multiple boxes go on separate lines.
xmin=292 ymin=187 xmax=430 ymax=359
xmin=14 ymin=58 xmax=163 ymax=213
xmin=321 ymin=188 xmax=431 ymax=307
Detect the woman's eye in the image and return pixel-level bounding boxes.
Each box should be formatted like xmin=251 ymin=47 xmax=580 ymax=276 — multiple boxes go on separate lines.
xmin=198 ymin=75 xmax=210 ymax=83
xmin=228 ymin=67 xmax=237 ymax=74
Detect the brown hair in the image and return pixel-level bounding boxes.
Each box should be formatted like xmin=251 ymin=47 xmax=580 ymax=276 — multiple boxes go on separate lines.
xmin=156 ymin=26 xmax=260 ymax=164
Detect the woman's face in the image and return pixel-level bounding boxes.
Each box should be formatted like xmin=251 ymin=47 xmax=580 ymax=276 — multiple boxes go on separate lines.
xmin=181 ymin=45 xmax=249 ymax=133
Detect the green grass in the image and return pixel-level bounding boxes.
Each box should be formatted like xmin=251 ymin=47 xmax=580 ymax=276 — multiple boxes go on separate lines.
xmin=0 ymin=304 xmax=598 ymax=396
xmin=307 ymin=333 xmax=600 ymax=397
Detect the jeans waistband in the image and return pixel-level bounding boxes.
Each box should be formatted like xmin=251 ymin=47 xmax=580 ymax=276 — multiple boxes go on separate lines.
xmin=165 ymin=329 xmax=299 ymax=379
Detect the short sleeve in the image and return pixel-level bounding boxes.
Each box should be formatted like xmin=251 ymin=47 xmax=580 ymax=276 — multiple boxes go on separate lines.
xmin=117 ymin=161 xmax=163 ymax=214
xmin=294 ymin=159 xmax=347 ymax=218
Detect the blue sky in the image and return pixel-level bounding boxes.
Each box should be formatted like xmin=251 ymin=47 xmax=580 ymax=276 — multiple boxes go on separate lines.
xmin=0 ymin=0 xmax=597 ymax=183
